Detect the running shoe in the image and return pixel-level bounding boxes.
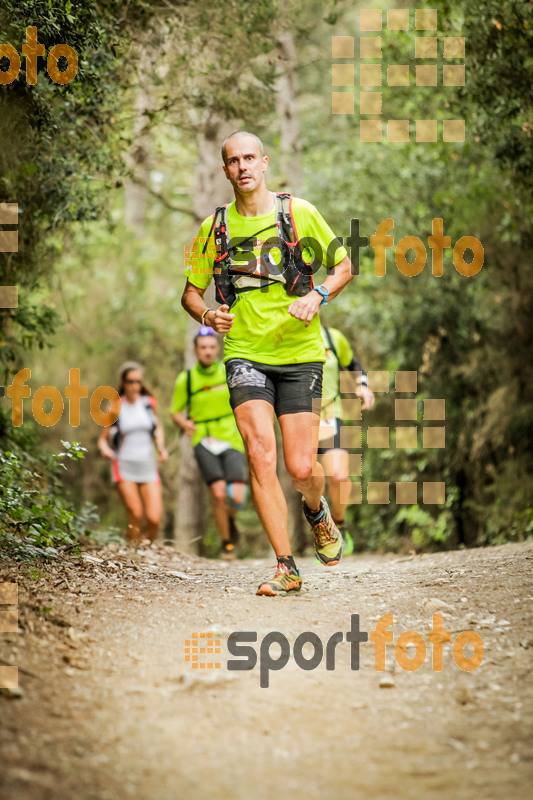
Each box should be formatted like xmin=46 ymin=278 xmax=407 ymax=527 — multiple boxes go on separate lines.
xmin=221 ymin=541 xmax=235 ymax=561
xmin=228 ymin=516 xmax=240 ymax=545
xmin=256 ymin=562 xmax=302 ymax=596
xmin=303 ymin=496 xmax=343 ymax=566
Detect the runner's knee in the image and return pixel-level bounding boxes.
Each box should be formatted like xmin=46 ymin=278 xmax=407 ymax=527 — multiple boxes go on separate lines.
xmin=245 ymin=438 xmax=276 ymax=477
xmin=329 ymin=472 xmax=349 ymax=486
xmin=145 ymin=510 xmax=161 ymax=527
xmin=320 ymin=452 xmax=349 ymax=483
xmin=211 ymin=482 xmax=227 ymax=502
xmin=286 ymin=460 xmax=313 ymax=484
xmin=227 ymin=482 xmax=247 ymax=510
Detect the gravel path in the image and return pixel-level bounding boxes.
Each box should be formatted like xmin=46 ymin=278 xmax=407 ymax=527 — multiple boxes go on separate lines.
xmin=1 ymin=542 xmax=532 ymax=799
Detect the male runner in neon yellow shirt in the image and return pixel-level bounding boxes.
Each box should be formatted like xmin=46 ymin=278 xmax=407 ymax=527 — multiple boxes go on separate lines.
xmin=181 ymin=131 xmax=354 ymax=595
xmin=170 ymin=327 xmax=247 ymax=560
xmin=318 ymin=323 xmax=375 ymax=554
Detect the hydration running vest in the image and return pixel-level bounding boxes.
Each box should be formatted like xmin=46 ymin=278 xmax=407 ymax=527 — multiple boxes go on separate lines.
xmin=185 ymin=364 xmax=235 ymax=431
xmin=108 ymin=395 xmax=157 ymax=452
xmin=203 ymin=193 xmax=314 ymax=308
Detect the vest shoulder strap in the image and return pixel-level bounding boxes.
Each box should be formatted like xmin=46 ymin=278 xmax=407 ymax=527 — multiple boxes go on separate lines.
xmin=142 ymin=396 xmax=157 ymax=435
xmin=213 ymin=205 xmax=229 ymax=262
xmin=323 ymin=326 xmax=339 ymax=362
xmin=201 ymin=205 xmax=229 ymax=262
xmin=275 ymin=192 xmax=298 ymax=244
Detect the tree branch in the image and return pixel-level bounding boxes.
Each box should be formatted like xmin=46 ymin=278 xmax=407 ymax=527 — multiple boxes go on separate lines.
xmin=139 ymin=183 xmax=195 ymax=216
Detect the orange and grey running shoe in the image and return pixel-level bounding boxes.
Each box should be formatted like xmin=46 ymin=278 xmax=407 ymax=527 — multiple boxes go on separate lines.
xmin=303 ymin=496 xmax=343 ymax=566
xmin=256 ymin=561 xmax=302 ymax=596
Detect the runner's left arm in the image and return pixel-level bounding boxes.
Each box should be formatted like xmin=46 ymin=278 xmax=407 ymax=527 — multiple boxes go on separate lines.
xmin=154 ymin=418 xmax=168 ymax=461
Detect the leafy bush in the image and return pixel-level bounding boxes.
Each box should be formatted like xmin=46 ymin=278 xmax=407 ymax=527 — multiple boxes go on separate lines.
xmin=0 ymin=439 xmax=90 ymax=560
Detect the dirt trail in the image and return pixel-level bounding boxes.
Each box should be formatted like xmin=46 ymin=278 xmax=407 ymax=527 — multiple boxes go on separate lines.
xmin=1 ymin=542 xmax=532 ymax=800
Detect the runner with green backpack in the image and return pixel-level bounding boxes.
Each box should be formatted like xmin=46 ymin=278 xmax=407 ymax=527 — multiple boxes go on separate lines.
xmin=170 ymin=326 xmax=248 ymax=559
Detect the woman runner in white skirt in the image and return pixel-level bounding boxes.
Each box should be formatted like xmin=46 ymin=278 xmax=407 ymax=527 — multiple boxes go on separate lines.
xmin=98 ymin=362 xmax=168 ymax=545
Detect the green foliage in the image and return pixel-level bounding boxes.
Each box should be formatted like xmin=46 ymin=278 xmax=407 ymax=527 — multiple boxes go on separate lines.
xmin=395 ymin=502 xmax=453 ymax=550
xmin=0 ymin=0 xmax=136 ymax=372
xmin=81 ymin=521 xmax=124 ymax=547
xmin=0 ymin=299 xmax=60 ymax=378
xmin=0 ymin=421 xmax=91 ymax=559
xmin=460 ymin=0 xmax=533 ymax=188
xmin=299 ymin=0 xmax=533 ymax=549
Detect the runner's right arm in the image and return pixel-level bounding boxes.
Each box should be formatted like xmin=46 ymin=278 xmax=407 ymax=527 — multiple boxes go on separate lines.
xmin=97 ymin=395 xmax=121 ymax=459
xmin=181 ymin=221 xmax=235 ymax=332
xmin=181 ymin=280 xmax=235 ymax=333
xmin=97 ymin=426 xmax=115 ymax=459
xmin=171 ymin=410 xmax=196 ymax=437
xmin=169 ymin=370 xmax=196 ymax=436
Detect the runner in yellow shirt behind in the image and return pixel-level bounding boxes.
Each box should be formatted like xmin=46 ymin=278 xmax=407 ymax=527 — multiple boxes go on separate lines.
xmin=170 ymin=327 xmax=248 ymax=560
xmin=318 ymin=323 xmax=375 ymax=555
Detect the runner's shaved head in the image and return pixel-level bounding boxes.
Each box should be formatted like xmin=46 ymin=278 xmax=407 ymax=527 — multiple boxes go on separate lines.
xmin=221 ymin=131 xmax=264 ymax=164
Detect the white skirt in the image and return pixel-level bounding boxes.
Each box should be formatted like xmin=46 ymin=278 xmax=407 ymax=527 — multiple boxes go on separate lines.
xmin=111 ymin=457 xmax=159 ymax=484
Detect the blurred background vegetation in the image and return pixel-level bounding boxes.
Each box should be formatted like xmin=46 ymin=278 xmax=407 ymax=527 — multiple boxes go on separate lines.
xmin=1 ymin=0 xmax=531 ymax=559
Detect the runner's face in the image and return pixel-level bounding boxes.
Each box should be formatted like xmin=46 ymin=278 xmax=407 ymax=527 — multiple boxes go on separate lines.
xmin=195 ymin=336 xmax=218 ymax=366
xmin=223 ymin=137 xmax=268 ymax=194
xmin=123 ymin=369 xmax=142 ymax=401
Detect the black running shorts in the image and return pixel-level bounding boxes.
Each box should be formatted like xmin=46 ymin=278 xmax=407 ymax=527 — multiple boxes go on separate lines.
xmin=194 ymin=443 xmax=247 ymax=486
xmin=316 ymin=418 xmax=344 ymax=455
xmin=225 ymin=359 xmax=323 ymax=417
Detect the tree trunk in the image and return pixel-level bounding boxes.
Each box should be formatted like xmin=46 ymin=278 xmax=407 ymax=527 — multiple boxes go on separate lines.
xmin=275 ymin=24 xmax=302 ymax=195
xmin=124 ymin=48 xmax=154 ymax=236
xmin=173 ymin=117 xmax=235 ymax=554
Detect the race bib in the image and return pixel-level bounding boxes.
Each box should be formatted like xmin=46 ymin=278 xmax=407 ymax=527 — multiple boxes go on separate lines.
xmin=318 ymin=418 xmax=338 ymax=443
xmin=200 ymin=436 xmax=231 ymax=456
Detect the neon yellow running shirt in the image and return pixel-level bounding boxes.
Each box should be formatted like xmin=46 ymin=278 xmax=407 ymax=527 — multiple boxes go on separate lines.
xmin=185 ymin=196 xmax=348 ymax=366
xmin=169 ymin=361 xmax=244 ymax=451
xmin=321 ymin=325 xmax=355 ymax=420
